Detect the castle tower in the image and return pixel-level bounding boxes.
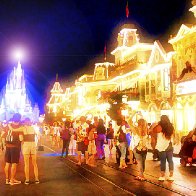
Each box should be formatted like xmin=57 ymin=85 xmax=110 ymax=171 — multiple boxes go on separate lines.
xmin=0 ymin=61 xmax=40 ymax=121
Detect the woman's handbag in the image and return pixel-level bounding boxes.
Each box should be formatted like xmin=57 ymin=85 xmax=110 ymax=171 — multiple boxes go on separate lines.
xmin=135 ymin=138 xmax=147 ymax=154
xmin=165 ymin=141 xmax=173 ymax=151
xmin=136 ymin=147 xmax=147 ymax=155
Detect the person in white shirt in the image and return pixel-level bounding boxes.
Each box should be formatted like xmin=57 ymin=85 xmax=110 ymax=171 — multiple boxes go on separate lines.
xmin=153 ymin=115 xmax=175 ymax=181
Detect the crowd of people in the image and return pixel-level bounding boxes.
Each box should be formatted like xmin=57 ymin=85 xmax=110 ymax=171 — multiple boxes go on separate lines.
xmin=0 ymin=112 xmax=196 ymax=185
xmin=44 ymin=114 xmax=178 ymax=181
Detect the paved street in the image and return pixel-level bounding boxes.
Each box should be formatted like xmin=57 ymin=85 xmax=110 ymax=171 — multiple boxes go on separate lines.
xmin=0 ymin=136 xmax=196 ymax=196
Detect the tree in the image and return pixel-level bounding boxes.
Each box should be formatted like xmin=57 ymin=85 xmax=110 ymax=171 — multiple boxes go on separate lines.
xmin=106 ymin=92 xmax=127 ymax=122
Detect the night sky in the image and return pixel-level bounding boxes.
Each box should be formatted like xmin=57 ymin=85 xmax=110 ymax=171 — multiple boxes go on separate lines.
xmin=0 ymin=0 xmax=194 ymax=113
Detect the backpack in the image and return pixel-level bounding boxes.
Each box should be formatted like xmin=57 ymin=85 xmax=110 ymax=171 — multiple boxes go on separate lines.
xmin=61 ymin=128 xmax=71 ymax=140
xmin=5 ymin=126 xmax=19 ymax=144
xmin=118 ymin=127 xmax=127 ymax=143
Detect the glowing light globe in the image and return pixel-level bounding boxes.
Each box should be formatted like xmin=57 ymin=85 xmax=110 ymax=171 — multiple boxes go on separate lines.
xmin=14 ymin=49 xmax=24 ymax=61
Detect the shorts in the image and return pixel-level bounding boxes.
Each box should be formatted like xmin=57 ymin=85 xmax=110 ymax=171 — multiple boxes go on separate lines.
xmin=5 ymin=147 xmax=20 ymax=164
xmin=22 ymin=142 xmax=37 ymax=155
xmin=77 ymin=141 xmax=88 ymax=154
xmin=88 ymin=140 xmax=96 ymax=155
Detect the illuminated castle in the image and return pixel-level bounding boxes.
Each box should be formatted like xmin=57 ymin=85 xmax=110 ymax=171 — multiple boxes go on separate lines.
xmin=0 ymin=61 xmax=39 ymax=122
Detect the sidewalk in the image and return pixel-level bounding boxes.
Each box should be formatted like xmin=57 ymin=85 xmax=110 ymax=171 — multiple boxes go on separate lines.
xmin=102 ymin=143 xmax=196 ymax=195
xmin=42 ymin=136 xmax=196 ymax=196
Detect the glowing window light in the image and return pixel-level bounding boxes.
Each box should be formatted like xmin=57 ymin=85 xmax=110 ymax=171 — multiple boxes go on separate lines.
xmin=176 ymin=80 xmax=196 ymax=95
xmin=127 ymin=101 xmax=140 ymax=110
xmin=176 ymin=111 xmax=183 ymax=131
xmin=98 ymin=103 xmax=110 ymax=112
xmin=163 ymin=68 xmax=170 ymax=91
xmin=148 ymin=111 xmax=156 ymax=124
xmin=185 ymin=105 xmax=196 ymax=131
xmin=176 ymin=103 xmax=183 ymax=131
xmin=121 ymin=109 xmax=128 ymax=116
xmin=73 ymin=109 xmax=82 ymax=118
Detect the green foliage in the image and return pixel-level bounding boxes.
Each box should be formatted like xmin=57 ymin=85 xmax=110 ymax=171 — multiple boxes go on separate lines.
xmin=106 ymin=93 xmax=127 ymax=122
xmin=44 ymin=108 xmax=65 ymax=124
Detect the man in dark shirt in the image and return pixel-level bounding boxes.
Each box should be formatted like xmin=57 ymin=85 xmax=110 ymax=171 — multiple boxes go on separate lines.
xmin=1 ymin=113 xmax=24 ymax=185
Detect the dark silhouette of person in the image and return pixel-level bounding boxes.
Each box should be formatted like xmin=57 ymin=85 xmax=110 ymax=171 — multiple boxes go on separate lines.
xmin=177 ymin=61 xmax=196 ymax=81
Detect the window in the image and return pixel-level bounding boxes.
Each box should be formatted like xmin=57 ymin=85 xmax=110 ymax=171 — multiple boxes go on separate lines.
xmin=163 ymin=68 xmax=170 ymax=91
xmin=146 ymin=81 xmax=149 ymax=95
xmin=151 ymin=80 xmax=156 ymax=94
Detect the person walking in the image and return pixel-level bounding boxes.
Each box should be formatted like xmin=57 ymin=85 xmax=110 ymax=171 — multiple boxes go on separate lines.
xmin=153 ymin=115 xmax=175 ymax=181
xmin=21 ymin=118 xmax=39 ymax=185
xmin=1 ymin=113 xmax=24 ymax=185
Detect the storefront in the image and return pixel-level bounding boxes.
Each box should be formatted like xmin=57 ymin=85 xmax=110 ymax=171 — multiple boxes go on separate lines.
xmin=174 ymin=79 xmax=196 ymax=135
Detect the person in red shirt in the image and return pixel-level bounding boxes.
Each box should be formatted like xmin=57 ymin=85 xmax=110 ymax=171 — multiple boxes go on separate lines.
xmin=1 ymin=113 xmax=24 ymax=185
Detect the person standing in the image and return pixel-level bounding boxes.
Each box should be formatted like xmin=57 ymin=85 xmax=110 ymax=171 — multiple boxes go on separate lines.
xmin=86 ymin=124 xmax=97 ymax=167
xmin=61 ymin=121 xmax=71 ymax=158
xmin=1 ymin=113 xmax=24 ymax=185
xmin=21 ymin=118 xmax=39 ymax=185
xmin=106 ymin=122 xmax=114 ymax=155
xmin=129 ymin=118 xmax=148 ymax=181
xmin=96 ymin=119 xmax=106 ymax=160
xmin=68 ymin=121 xmax=76 ymax=155
xmin=76 ymin=116 xmax=89 ymax=165
xmin=116 ymin=119 xmax=128 ymax=169
xmin=153 ymin=115 xmax=175 ymax=181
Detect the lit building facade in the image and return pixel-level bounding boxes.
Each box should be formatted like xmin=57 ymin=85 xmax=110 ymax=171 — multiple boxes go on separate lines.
xmin=169 ymin=3 xmax=196 ymax=135
xmin=0 ymin=61 xmax=40 ymax=122
xmin=46 ymin=3 xmax=196 ymax=135
xmin=110 ymin=25 xmax=173 ymax=124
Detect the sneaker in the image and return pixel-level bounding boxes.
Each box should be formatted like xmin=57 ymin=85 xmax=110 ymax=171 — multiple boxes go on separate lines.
xmin=167 ymin=176 xmax=174 ymax=181
xmin=9 ymin=179 xmax=21 ymax=185
xmin=24 ymin=181 xmax=30 ymax=185
xmin=135 ymin=176 xmax=146 ymax=181
xmin=158 ymin=177 xmax=165 ymax=181
xmin=35 ymin=180 xmax=40 ymax=184
xmin=5 ymin=179 xmax=9 ymax=185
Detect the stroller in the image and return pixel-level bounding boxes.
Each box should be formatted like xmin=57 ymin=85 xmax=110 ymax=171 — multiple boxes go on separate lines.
xmin=179 ymin=133 xmax=196 ymax=167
